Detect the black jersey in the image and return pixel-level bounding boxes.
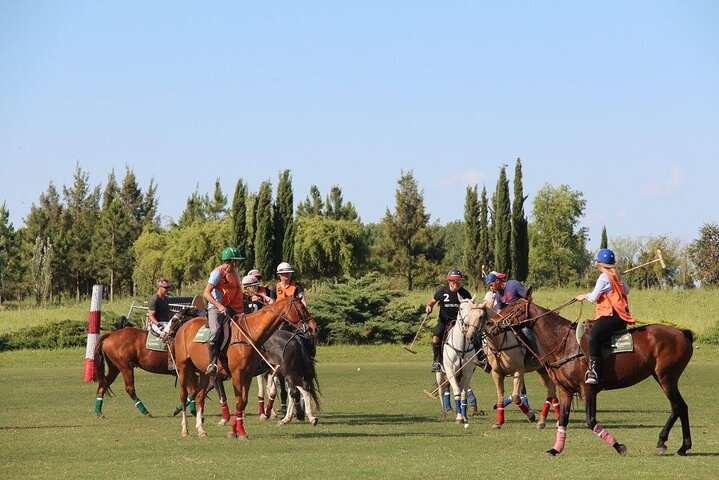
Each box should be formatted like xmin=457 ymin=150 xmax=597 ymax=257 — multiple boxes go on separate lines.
xmin=432 ymin=286 xmax=472 ymax=322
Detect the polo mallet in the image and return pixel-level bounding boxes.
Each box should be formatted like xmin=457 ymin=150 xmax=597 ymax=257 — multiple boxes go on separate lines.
xmin=623 ymin=249 xmax=666 ymax=273
xmin=231 ymin=317 xmax=280 ymax=377
xmin=404 ymin=312 xmax=430 ymax=354
xmin=422 ymin=348 xmax=482 ymax=399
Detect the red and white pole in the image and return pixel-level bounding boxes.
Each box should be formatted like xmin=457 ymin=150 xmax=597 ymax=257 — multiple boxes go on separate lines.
xmin=84 ymin=285 xmax=103 ymax=382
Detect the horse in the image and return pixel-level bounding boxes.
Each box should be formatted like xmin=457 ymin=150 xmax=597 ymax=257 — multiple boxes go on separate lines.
xmin=173 ymin=296 xmax=318 ymax=438
xmin=92 ymin=306 xmax=228 ymax=418
xmin=437 ymin=297 xmax=481 ymax=426
xmin=495 ymin=294 xmax=693 ymax=456
xmin=472 ymin=304 xmax=559 ymax=429
xmin=254 ymin=328 xmax=321 ymax=426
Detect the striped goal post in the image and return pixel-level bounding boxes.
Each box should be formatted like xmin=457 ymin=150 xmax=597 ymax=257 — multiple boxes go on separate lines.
xmin=83 ymin=285 xmax=103 ymax=382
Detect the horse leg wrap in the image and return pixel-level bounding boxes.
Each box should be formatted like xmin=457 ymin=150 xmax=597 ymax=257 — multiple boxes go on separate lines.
xmin=265 ymin=397 xmax=275 ymax=417
xmin=541 ymin=397 xmax=552 ymax=419
xmin=502 ymin=396 xmax=512 ymax=407
xmin=188 ymin=398 xmax=197 ymax=416
xmin=94 ymin=397 xmax=104 ymax=416
xmin=258 ymin=396 xmax=265 ymax=416
xmin=467 ymin=388 xmax=477 ymax=408
xmin=234 ymin=411 xmax=246 ymax=437
xmin=554 ymin=426 xmax=567 ymax=452
xmin=461 ymin=399 xmax=467 ymax=418
xmin=134 ymin=398 xmax=149 ymax=416
xmin=454 ymin=397 xmax=462 ymax=414
xmin=515 ymin=398 xmax=530 ymax=414
xmin=220 ymin=402 xmax=230 ymax=421
xmin=443 ymin=392 xmax=452 ymax=411
xmin=496 ymin=403 xmax=505 ymax=424
xmin=593 ymin=423 xmax=617 ymax=447
xmin=552 ymin=398 xmax=560 ymax=419
xmin=520 ymin=393 xmax=531 ymax=410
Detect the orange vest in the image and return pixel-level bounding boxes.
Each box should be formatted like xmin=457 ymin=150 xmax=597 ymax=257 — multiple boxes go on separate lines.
xmin=213 ymin=266 xmax=244 ymax=312
xmin=595 ymin=274 xmax=635 ymax=324
xmin=274 ymin=280 xmax=298 ymax=300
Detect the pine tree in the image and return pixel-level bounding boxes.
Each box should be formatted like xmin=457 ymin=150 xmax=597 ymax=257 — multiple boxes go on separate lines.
xmin=208 ymin=178 xmax=227 ymax=221
xmin=178 ymin=187 xmax=207 ymax=227
xmin=493 ymin=165 xmax=512 ymax=274
xmin=463 ymin=185 xmax=481 ymax=290
xmin=297 ymin=185 xmax=324 ymax=217
xmin=0 ymin=203 xmax=15 ymax=305
xmin=254 ymin=181 xmax=275 ymax=278
xmin=511 ymin=158 xmax=529 ymax=282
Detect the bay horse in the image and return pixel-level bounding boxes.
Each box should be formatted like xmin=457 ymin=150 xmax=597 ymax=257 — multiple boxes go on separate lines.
xmin=92 ymin=306 xmax=226 ymax=418
xmin=254 ymin=328 xmax=321 ymax=426
xmin=472 ymin=304 xmax=559 ymax=429
xmin=495 ymin=294 xmax=693 ymax=456
xmin=173 ymin=296 xmax=317 ymax=439
xmin=438 ymin=297 xmax=481 ymax=427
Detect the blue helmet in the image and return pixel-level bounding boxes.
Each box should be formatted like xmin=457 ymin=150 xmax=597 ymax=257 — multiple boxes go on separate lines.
xmin=596 ymin=248 xmax=615 ymax=265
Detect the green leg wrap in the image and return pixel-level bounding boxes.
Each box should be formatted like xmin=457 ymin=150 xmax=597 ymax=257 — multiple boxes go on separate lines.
xmin=189 ymin=398 xmax=197 ymax=416
xmin=134 ymin=398 xmax=149 ymax=416
xmin=94 ymin=397 xmax=103 ymax=416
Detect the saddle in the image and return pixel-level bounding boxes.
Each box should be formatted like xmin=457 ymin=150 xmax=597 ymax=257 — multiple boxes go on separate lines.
xmin=576 ymin=320 xmax=634 ymax=359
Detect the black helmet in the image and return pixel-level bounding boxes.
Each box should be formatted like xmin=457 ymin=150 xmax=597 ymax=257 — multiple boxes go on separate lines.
xmin=447 ymin=269 xmax=463 ymax=281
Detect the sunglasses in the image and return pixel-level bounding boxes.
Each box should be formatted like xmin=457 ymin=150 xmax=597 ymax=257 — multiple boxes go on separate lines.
xmin=160 ymin=285 xmax=170 ymax=289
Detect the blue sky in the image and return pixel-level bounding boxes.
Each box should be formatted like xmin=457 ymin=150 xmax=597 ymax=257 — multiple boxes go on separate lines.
xmin=1 ymin=1 xmax=717 ymax=246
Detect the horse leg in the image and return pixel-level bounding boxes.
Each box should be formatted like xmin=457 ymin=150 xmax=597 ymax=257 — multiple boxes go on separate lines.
xmin=537 ymin=369 xmax=558 ymax=429
xmin=194 ymin=381 xmax=208 ymax=438
xmin=512 ymin=373 xmax=535 ymax=423
xmin=583 ymin=388 xmax=627 ymax=456
xmin=256 ymin=374 xmax=268 ymax=420
xmin=215 ymin=378 xmax=230 ymax=426
xmin=492 ymin=370 xmax=505 ymax=428
xmin=545 ymin=389 xmax=573 ymax=456
xmin=229 ymin=373 xmax=251 ymax=439
xmin=265 ymin=376 xmax=278 ymax=418
xmin=95 ymin=363 xmax=119 ymax=418
xmin=297 ymin=386 xmax=318 ymax=426
xmin=655 ymin=373 xmax=692 ymax=455
xmin=119 ymin=367 xmax=151 ymax=417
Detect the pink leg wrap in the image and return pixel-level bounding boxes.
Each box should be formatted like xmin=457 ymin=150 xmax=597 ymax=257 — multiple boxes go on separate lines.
xmin=552 ymin=398 xmax=560 ymax=419
xmin=515 ymin=398 xmax=529 ymax=414
xmin=593 ymin=423 xmax=617 ymax=447
xmin=554 ymin=426 xmax=567 ymax=452
xmin=496 ymin=403 xmax=505 ymax=424
xmin=220 ymin=402 xmax=230 ymax=421
xmin=541 ymin=397 xmax=551 ymax=418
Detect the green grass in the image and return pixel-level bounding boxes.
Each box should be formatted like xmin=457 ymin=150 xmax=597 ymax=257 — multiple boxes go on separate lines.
xmin=1 ymin=344 xmax=718 ymax=479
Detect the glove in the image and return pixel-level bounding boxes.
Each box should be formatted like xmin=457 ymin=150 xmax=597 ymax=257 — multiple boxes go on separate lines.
xmin=425 ymin=304 xmax=433 ymax=314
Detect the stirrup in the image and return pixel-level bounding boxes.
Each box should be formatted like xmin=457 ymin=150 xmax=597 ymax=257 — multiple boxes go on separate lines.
xmin=206 ymin=363 xmax=218 ymax=375
xmin=431 ymin=361 xmax=443 ymax=373
xmin=585 ymin=370 xmax=598 ymax=385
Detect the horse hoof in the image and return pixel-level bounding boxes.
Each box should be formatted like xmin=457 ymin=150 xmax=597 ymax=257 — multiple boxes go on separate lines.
xmin=527 ymin=413 xmax=536 ymax=423
xmin=96 ymin=414 xmax=106 ymax=419
xmin=217 ymin=419 xmax=228 ymax=427
xmin=656 ymin=446 xmax=668 ymax=455
xmin=537 ymin=422 xmax=546 ymax=430
xmin=545 ymin=448 xmax=560 ymax=457
xmin=476 ymin=410 xmax=486 ymax=417
xmin=145 ymin=413 xmax=154 ymax=419
xmin=260 ymin=414 xmax=268 ymax=421
xmin=492 ymin=423 xmax=502 ymax=429
xmin=227 ymin=430 xmax=238 ymax=439
xmin=199 ymin=432 xmax=207 ymax=438
xmin=310 ymin=418 xmax=318 ymax=426
xmin=182 ymin=431 xmax=189 ymax=438
xmin=677 ymin=448 xmax=689 ymax=456
xmin=239 ymin=435 xmax=248 ymax=441
xmin=616 ymin=444 xmax=627 ymax=456
xmin=172 ymin=409 xmax=181 ymax=417
xmin=439 ymin=413 xmax=448 ymax=422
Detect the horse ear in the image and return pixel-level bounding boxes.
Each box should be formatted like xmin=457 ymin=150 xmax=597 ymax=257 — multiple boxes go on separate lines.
xmin=525 ymin=287 xmax=533 ymax=302
xmin=471 ymin=295 xmax=476 ymax=303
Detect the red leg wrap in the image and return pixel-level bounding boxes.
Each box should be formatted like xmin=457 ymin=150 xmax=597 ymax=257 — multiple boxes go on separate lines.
xmin=220 ymin=402 xmax=230 ymax=421
xmin=258 ymin=396 xmax=265 ymax=415
xmin=541 ymin=397 xmax=551 ymax=418
xmin=515 ymin=398 xmax=529 ymax=414
xmin=552 ymin=398 xmax=560 ymax=419
xmin=496 ymin=402 xmax=505 ymax=424
xmin=234 ymin=411 xmax=246 ymax=437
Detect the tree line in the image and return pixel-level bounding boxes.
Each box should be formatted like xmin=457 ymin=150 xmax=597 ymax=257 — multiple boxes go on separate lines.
xmin=1 ymin=159 xmax=718 ymax=306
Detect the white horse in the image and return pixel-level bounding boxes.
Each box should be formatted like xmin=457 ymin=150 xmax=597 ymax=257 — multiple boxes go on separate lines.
xmin=440 ymin=296 xmax=481 ymax=426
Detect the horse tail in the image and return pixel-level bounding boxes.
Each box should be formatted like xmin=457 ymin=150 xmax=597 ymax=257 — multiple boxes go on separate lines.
xmin=682 ymin=329 xmax=694 ymax=344
xmin=298 ymin=339 xmax=321 ymax=412
xmin=93 ymin=333 xmax=115 ymax=397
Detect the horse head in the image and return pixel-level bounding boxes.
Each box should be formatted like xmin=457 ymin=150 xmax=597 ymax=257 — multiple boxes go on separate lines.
xmin=457 ymin=296 xmax=484 ymax=343
xmin=161 ymin=306 xmax=199 ymax=342
xmin=278 ymin=296 xmax=319 ymax=337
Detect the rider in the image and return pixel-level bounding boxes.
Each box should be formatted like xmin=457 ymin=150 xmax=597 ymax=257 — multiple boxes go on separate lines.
xmin=242 ymin=274 xmax=273 ymax=313
xmin=148 ymin=277 xmax=172 ymax=335
xmin=203 ymin=247 xmax=245 ymax=376
xmin=270 ymin=262 xmax=307 ymax=306
xmin=485 ymin=271 xmax=539 ymax=356
xmin=575 ymin=248 xmax=634 ymax=385
xmin=425 ymin=269 xmax=473 ymax=373
xmin=247 ymin=269 xmax=273 ymax=303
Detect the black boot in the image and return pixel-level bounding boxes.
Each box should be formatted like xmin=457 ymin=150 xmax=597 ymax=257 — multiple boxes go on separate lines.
xmin=585 ymin=356 xmax=602 ymax=385
xmin=431 ymin=342 xmax=443 ymax=372
xmin=474 ymin=346 xmax=492 ymax=373
xmin=206 ymin=342 xmax=218 ymax=375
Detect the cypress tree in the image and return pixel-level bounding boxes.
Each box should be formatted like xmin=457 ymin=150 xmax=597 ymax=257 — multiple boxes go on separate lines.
xmin=600 ymin=226 xmax=608 ymax=249
xmin=275 ymin=170 xmax=294 ymax=265
xmin=511 ymin=158 xmax=529 ymax=282
xmin=478 ymin=186 xmax=492 ymax=276
xmin=254 ymin=181 xmax=275 ymax=278
xmin=493 ymin=165 xmax=511 ymax=274
xmin=463 ymin=185 xmax=481 ymax=290
xmin=230 ymin=179 xmax=248 ymax=265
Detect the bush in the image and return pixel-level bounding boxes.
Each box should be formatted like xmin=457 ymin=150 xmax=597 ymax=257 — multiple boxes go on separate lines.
xmin=311 ymin=273 xmax=423 ymax=344
xmin=0 ymin=319 xmax=89 ymax=351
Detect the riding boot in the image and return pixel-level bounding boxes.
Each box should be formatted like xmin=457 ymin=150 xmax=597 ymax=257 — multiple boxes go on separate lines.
xmin=206 ymin=342 xmax=218 ymax=375
xmin=431 ymin=342 xmax=442 ymax=372
xmin=585 ymin=356 xmax=602 ymax=385
xmin=472 ymin=340 xmax=491 ymax=373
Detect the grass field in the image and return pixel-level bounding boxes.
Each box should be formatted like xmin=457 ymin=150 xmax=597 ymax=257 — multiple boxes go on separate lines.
xmin=1 ymin=343 xmax=718 ymax=479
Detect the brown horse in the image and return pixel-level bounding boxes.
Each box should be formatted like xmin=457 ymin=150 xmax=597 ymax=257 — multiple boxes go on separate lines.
xmin=174 ymin=296 xmax=317 ymax=439
xmin=93 ymin=307 xmax=229 ymax=419
xmin=495 ymin=295 xmax=693 ymax=456
xmin=474 ymin=304 xmax=559 ymax=429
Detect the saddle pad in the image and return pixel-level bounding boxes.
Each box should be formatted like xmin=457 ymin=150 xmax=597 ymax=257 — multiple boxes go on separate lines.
xmin=146 ymin=333 xmax=168 ymax=352
xmin=610 ymin=332 xmax=633 ymax=353
xmin=194 ymin=326 xmax=210 ymax=343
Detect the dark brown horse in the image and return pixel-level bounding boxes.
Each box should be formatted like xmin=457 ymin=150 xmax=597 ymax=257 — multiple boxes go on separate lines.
xmin=494 ymin=295 xmax=693 ymax=456
xmin=174 ymin=296 xmax=318 ymax=438
xmin=93 ymin=307 xmax=228 ymax=419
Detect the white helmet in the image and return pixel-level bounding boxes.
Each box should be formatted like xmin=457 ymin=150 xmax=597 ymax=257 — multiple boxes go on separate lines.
xmin=247 ymin=268 xmax=263 ymax=280
xmin=276 ymin=262 xmax=294 ymax=274
xmin=241 ymin=275 xmax=260 ymax=287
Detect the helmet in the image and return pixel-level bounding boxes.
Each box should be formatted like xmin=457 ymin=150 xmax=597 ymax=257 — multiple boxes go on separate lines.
xmin=276 ymin=262 xmax=294 ymax=274
xmin=485 ymin=271 xmax=507 ymax=284
xmin=241 ymin=275 xmax=260 ymax=287
xmin=596 ymin=248 xmax=615 ymax=265
xmin=247 ymin=269 xmax=263 ymax=280
xmin=221 ymin=247 xmax=244 ymax=261
xmin=447 ymin=269 xmax=463 ymax=281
